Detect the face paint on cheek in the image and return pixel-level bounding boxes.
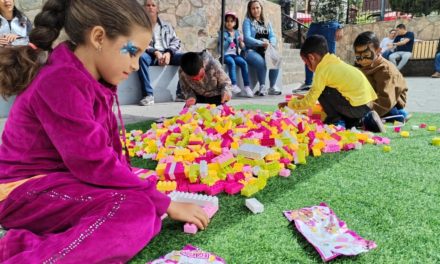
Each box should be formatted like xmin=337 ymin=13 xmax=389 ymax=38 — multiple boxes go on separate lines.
xmin=355 ymin=46 xmax=375 ymax=61
xmin=120 ymin=41 xmax=139 ymax=57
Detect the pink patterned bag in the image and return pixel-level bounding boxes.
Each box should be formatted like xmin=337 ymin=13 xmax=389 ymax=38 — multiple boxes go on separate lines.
xmin=284 ymin=203 xmax=376 ymax=262
xmin=147 ymin=244 xmax=226 ymax=264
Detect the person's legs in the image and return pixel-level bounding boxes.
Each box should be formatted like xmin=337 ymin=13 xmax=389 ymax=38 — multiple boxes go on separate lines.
xmin=245 ymin=50 xmax=266 ymax=85
xmin=224 ymin=55 xmax=237 ymax=85
xmin=382 ymin=50 xmax=392 ymax=60
xmin=388 ymin=52 xmax=401 ymax=67
xmin=138 ymin=52 xmax=155 ymax=97
xmin=432 ymin=53 xmax=440 ymax=77
xmin=396 ymin=52 xmax=412 ymax=70
xmin=0 ymin=174 xmax=164 ymax=263
xmin=382 ymin=106 xmax=404 ymax=123
xmin=268 ymin=69 xmax=281 ymax=95
xmin=234 ymin=55 xmax=250 ymax=86
xmin=244 ymin=50 xmax=267 ymax=95
xmin=169 ymin=53 xmax=184 ymax=98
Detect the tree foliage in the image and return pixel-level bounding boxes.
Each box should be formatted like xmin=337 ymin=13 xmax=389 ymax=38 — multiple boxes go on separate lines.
xmin=389 ymin=0 xmax=440 ymax=16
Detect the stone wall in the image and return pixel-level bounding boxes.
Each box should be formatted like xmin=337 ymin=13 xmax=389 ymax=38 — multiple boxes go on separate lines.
xmin=338 ymin=16 xmax=440 ymax=63
xmin=15 ymin=0 xmax=282 ymax=56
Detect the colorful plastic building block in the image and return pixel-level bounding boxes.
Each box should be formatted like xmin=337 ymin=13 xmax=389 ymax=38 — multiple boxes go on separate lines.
xmin=432 ymin=137 xmax=440 ymax=147
xmin=245 ymin=198 xmax=264 ymax=214
xmin=411 ymin=125 xmax=419 ymax=131
xmin=428 ymin=126 xmax=437 ymax=132
xmin=237 ymin=144 xmax=274 ymax=160
xmin=168 ymin=191 xmax=218 ymax=207
xmin=279 ymin=169 xmax=291 ymax=177
xmin=420 ymin=123 xmax=427 ymax=128
xmin=383 ymin=145 xmax=391 ymax=152
xmin=400 ymin=131 xmax=410 ymax=138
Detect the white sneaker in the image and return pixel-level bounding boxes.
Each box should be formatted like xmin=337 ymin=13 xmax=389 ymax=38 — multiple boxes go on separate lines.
xmin=255 ymin=85 xmax=267 ymax=96
xmin=139 ymin=95 xmax=154 ymax=106
xmin=268 ymin=86 xmax=282 ymax=95
xmin=231 ymin=84 xmax=241 ymax=94
xmin=243 ymin=86 xmax=254 ymax=98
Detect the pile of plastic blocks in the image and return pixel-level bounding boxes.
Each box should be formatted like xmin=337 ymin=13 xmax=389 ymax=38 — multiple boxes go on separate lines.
xmin=123 ymin=104 xmax=389 ymax=196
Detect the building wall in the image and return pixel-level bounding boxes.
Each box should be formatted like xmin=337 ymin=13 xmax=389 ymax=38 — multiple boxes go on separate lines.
xmin=15 ymin=0 xmax=282 ymax=56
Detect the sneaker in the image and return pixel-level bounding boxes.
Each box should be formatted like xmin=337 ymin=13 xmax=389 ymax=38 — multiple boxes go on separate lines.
xmin=231 ymin=84 xmax=242 ymax=94
xmin=268 ymin=86 xmax=282 ymax=95
xmin=362 ymin=110 xmax=386 ymax=133
xmin=243 ymin=86 xmax=254 ymax=98
xmin=175 ymin=93 xmax=185 ymax=102
xmin=431 ymin=72 xmax=440 ymax=78
xmin=0 ymin=225 xmax=6 ymax=239
xmin=139 ymin=95 xmax=154 ymax=106
xmin=293 ymin=83 xmax=311 ymax=93
xmin=255 ymin=85 xmax=267 ymax=96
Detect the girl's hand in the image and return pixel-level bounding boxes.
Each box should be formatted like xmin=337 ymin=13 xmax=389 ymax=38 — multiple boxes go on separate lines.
xmin=167 ymin=201 xmax=209 ymax=230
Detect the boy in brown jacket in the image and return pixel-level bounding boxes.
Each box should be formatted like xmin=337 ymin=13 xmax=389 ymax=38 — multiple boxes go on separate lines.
xmin=354 ymin=31 xmax=409 ymax=122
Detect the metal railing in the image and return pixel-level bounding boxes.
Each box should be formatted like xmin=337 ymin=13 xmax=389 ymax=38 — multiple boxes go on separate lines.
xmin=281 ymin=12 xmax=309 ymax=49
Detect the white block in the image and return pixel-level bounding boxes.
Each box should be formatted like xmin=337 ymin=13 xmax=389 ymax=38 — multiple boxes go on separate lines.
xmin=168 ymin=191 xmax=218 ymax=207
xmin=237 ymin=144 xmax=274 ymax=160
xmin=245 ymin=198 xmax=264 ymax=214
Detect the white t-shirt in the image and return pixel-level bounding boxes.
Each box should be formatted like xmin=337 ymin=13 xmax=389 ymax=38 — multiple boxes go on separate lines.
xmin=153 ymin=23 xmax=165 ymax=52
xmin=380 ymin=37 xmax=394 ymax=53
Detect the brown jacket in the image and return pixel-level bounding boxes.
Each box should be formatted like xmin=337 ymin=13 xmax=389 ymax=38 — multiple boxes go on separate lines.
xmin=179 ymin=50 xmax=232 ymax=99
xmin=359 ymin=57 xmax=408 ymax=117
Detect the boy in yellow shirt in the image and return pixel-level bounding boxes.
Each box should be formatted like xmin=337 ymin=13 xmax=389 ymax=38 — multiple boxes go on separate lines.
xmin=279 ymin=35 xmax=385 ymax=133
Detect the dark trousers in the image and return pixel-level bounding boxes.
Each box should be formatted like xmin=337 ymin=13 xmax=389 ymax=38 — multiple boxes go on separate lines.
xmin=318 ymin=87 xmax=371 ymax=128
xmin=195 ymin=94 xmax=222 ymax=106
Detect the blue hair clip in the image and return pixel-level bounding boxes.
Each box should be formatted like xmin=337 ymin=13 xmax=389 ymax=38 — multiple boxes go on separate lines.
xmin=120 ymin=41 xmax=138 ymax=56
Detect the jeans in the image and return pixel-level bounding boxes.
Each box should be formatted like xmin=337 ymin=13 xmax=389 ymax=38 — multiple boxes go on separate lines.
xmin=224 ymin=54 xmax=250 ymax=86
xmin=389 ymin=51 xmax=412 ymax=70
xmin=305 ymin=22 xmax=339 ymax=85
xmin=435 ymin=53 xmax=440 ymax=72
xmin=138 ymin=52 xmax=183 ymax=96
xmin=382 ymin=50 xmax=393 ymax=60
xmin=244 ymin=49 xmax=279 ymax=87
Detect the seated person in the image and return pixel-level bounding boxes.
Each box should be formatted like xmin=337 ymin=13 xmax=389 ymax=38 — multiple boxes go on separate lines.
xmin=432 ymin=39 xmax=440 ymax=78
xmin=179 ymin=51 xmax=233 ymax=107
xmin=0 ymin=1 xmax=32 ymax=46
xmin=379 ymin=29 xmax=396 ymax=60
xmin=354 ymin=31 xmax=409 ymax=123
xmin=278 ymin=35 xmax=385 ymax=133
xmin=389 ymin=24 xmax=415 ymax=71
xmin=138 ymin=0 xmax=184 ymax=106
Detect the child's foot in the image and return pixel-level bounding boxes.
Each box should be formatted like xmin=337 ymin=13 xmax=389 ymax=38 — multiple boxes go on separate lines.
xmin=362 ymin=110 xmax=386 ymax=133
xmin=243 ymin=86 xmax=254 ymax=98
xmin=231 ymin=84 xmax=241 ymax=94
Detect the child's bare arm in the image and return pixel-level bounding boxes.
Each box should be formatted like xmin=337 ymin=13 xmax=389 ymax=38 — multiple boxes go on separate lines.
xmin=167 ymin=201 xmax=209 ymax=230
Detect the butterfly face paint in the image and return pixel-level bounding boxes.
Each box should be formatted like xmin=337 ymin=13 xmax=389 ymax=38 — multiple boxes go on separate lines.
xmin=120 ymin=41 xmax=139 ymax=57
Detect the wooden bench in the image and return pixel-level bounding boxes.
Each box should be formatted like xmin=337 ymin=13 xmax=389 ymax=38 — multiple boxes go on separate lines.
xmin=400 ymin=39 xmax=439 ymax=76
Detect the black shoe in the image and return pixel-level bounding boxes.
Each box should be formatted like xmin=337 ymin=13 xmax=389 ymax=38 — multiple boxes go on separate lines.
xmin=292 ymin=83 xmax=311 ymax=93
xmin=175 ymin=93 xmax=185 ymax=102
xmin=362 ymin=110 xmax=386 ymax=133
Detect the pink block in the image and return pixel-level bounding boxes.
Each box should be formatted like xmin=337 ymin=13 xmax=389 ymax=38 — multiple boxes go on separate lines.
xmin=279 ymin=158 xmax=291 ymax=165
xmin=187 ymin=184 xmax=207 ymax=193
xmin=177 ymin=183 xmax=189 ymax=192
xmin=224 ymin=182 xmax=244 ymax=195
xmin=394 ymin=127 xmax=401 ymax=133
xmin=261 ymin=138 xmax=275 ymax=147
xmin=184 ymin=223 xmax=198 ymax=234
xmin=242 ymin=166 xmax=253 ymax=174
xmin=234 ymin=172 xmax=245 ymax=181
xmin=330 ymin=133 xmax=342 ymax=141
xmin=343 ymin=143 xmax=355 ymax=151
xmin=420 ymin=123 xmax=427 ymax=128
xmin=205 ymin=182 xmax=225 ymax=196
xmin=323 ymin=144 xmax=341 ymax=153
xmin=279 ymin=169 xmax=290 ymax=177
xmin=203 ymin=205 xmax=219 ymax=219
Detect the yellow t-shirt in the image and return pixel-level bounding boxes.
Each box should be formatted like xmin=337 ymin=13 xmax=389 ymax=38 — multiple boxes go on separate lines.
xmin=288 ymin=53 xmax=377 ymax=110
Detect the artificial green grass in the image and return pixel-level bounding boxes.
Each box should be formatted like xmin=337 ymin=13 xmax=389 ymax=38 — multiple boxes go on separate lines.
xmin=126 ymin=106 xmax=440 ymax=264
